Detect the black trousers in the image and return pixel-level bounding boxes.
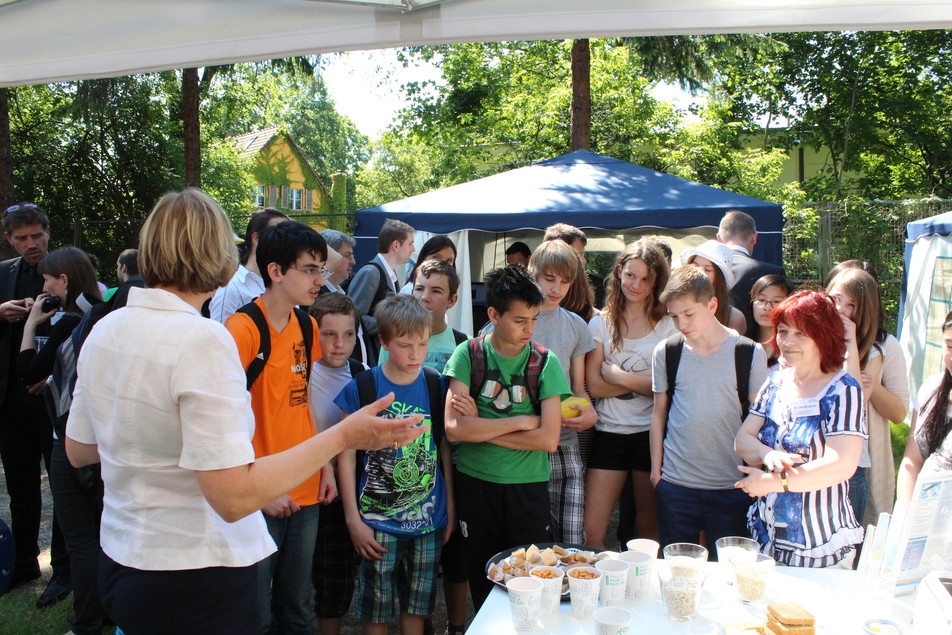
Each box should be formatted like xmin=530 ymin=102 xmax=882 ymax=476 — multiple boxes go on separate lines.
xmin=100 ymin=552 xmax=259 ymax=635
xmin=0 ymin=383 xmax=68 ymax=579
xmin=455 ymin=472 xmax=550 ymax=610
xmin=50 ymin=438 xmax=105 ymax=634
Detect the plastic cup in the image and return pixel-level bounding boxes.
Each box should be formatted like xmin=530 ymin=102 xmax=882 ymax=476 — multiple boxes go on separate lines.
xmin=619 ymin=550 xmax=653 ymax=600
xmin=734 ymin=553 xmax=775 ymax=604
xmin=715 ymin=536 xmax=760 ymax=585
xmin=625 ymin=538 xmax=660 ymax=560
xmin=530 ymin=565 xmax=565 ymax=618
xmin=595 ymin=558 xmax=629 ymax=607
xmin=593 ymin=606 xmax=633 ymax=635
xmin=663 ymin=542 xmax=708 ymax=579
xmin=659 ymin=565 xmax=706 ymax=622
xmin=566 ymin=566 xmax=602 ymax=619
xmin=506 ymin=576 xmax=543 ymax=631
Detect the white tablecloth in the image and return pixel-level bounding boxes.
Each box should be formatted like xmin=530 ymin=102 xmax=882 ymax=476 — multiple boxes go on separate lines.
xmin=468 ymin=561 xmax=915 ymax=634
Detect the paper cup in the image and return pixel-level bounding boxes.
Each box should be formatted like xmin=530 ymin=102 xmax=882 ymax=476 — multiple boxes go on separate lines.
xmin=595 ymin=558 xmax=629 ymax=607
xmin=625 ymin=538 xmax=660 ymax=560
xmin=619 ymin=549 xmax=653 ymax=600
xmin=530 ymin=565 xmax=565 ymax=618
xmin=593 ymin=606 xmax=632 ymax=635
xmin=566 ymin=566 xmax=602 ymax=619
xmin=506 ymin=576 xmax=543 ymax=631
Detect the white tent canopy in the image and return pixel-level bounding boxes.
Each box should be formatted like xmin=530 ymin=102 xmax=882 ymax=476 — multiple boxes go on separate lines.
xmin=2 ymin=0 xmax=952 ymax=87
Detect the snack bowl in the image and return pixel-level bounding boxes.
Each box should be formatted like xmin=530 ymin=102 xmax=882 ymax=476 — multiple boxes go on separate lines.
xmin=485 ymin=542 xmax=605 ymax=601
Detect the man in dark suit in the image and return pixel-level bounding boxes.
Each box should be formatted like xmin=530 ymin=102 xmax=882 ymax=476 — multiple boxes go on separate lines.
xmin=0 ymin=203 xmax=70 ymax=606
xmin=718 ymin=210 xmax=785 ymax=336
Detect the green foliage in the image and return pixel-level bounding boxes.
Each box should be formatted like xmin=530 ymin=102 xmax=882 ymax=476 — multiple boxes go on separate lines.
xmin=354 ymin=135 xmax=443 ymax=209
xmin=202 ymin=141 xmax=257 ymax=226
xmin=891 ymin=421 xmax=909 ymax=478
xmin=202 ymin=65 xmax=369 ymax=210
xmin=722 ymin=30 xmax=952 ymax=200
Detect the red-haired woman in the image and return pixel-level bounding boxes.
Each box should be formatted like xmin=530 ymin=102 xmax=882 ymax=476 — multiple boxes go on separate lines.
xmin=734 ymin=291 xmax=866 ymax=567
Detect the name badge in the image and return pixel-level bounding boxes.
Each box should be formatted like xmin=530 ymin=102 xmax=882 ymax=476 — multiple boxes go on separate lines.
xmin=789 ymin=397 xmax=820 ymax=419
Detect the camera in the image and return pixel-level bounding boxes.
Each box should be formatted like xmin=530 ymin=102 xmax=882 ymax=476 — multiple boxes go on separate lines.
xmin=41 ymin=296 xmax=61 ymax=312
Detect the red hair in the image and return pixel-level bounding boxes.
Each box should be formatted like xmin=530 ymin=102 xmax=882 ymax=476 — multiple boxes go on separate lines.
xmin=771 ymin=290 xmax=846 ymax=374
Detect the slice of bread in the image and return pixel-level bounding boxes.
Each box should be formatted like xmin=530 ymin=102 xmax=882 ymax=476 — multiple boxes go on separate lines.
xmin=765 ymin=616 xmax=816 ymax=635
xmin=767 ymin=602 xmax=816 ymax=626
xmin=724 ymin=620 xmax=765 ymax=634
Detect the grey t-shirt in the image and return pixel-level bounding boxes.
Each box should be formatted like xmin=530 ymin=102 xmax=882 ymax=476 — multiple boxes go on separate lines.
xmin=309 ymin=360 xmax=366 ymax=433
xmin=482 ymin=306 xmax=594 ymax=446
xmin=651 ymin=331 xmax=768 ymax=489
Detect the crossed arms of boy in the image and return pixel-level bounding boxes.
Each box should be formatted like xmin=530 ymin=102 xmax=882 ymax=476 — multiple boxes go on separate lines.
xmin=443 ymin=378 xmax=562 ymax=453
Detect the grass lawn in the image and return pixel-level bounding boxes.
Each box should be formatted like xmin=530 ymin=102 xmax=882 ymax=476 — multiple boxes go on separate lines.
xmin=0 ymin=582 xmax=104 ymax=635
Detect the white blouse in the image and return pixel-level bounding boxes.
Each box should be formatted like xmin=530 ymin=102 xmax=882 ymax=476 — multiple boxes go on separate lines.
xmin=67 ymin=287 xmax=275 ymax=570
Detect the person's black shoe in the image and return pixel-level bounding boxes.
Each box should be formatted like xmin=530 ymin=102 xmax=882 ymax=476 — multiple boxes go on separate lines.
xmin=36 ymin=575 xmax=71 ymax=608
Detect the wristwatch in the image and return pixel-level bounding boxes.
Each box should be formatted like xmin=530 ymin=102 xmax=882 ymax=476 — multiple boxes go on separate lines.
xmin=778 ymin=469 xmax=789 ymax=492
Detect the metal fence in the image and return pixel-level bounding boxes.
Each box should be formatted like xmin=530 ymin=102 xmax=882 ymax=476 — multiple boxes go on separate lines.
xmin=782 ymin=198 xmax=952 ymax=331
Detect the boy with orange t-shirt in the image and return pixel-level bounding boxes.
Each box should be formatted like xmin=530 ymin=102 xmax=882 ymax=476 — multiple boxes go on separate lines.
xmin=226 ymin=221 xmax=330 ymax=634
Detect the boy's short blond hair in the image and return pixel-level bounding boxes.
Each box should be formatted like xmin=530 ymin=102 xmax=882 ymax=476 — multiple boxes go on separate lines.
xmin=375 ymin=294 xmax=430 ymax=343
xmin=660 ymin=265 xmax=715 ymax=305
xmin=139 ymin=188 xmax=238 ymax=294
xmin=528 ymin=240 xmax=579 ymax=283
xmin=416 ymin=258 xmax=460 ymax=296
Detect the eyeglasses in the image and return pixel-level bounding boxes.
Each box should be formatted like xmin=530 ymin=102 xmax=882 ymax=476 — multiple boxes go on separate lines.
xmin=753 ymin=299 xmax=784 ymax=309
xmin=288 ymin=265 xmax=328 ymax=280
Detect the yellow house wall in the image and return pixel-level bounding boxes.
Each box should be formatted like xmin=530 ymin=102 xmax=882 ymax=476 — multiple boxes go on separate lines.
xmin=252 ymin=136 xmax=325 ymax=213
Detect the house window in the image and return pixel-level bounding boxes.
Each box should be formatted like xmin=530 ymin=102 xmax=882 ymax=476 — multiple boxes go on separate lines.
xmin=254 ymin=185 xmax=266 ymax=207
xmin=289 ymin=188 xmax=303 ymax=211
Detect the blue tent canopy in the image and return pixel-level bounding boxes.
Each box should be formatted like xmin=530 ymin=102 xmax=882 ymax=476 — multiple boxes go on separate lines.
xmin=354 ymin=150 xmax=784 ymax=265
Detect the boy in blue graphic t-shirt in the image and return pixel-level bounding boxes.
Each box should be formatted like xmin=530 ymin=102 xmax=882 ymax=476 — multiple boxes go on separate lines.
xmin=335 ymin=294 xmax=454 ymax=634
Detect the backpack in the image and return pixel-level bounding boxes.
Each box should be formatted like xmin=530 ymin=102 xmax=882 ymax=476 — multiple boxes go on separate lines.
xmin=344 ymin=260 xmax=391 ymax=317
xmin=354 ymin=366 xmax=445 ymax=442
xmin=451 ymin=328 xmax=468 ymax=347
xmin=237 ymin=302 xmax=314 ymax=390
xmin=664 ymin=333 xmax=756 ymax=420
xmin=467 ymin=335 xmax=548 ymax=414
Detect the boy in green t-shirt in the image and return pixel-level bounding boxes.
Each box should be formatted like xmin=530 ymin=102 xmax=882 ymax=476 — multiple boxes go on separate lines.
xmin=443 ymin=265 xmax=570 ymax=609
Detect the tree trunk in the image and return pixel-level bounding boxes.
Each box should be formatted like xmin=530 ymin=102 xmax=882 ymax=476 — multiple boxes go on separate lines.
xmin=570 ymin=39 xmax=591 ymax=152
xmin=0 ymin=88 xmax=14 ymax=209
xmin=182 ymin=68 xmax=201 ymax=188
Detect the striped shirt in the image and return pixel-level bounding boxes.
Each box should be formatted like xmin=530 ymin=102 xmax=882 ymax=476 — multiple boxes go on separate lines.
xmin=747 ymin=369 xmax=866 ymax=568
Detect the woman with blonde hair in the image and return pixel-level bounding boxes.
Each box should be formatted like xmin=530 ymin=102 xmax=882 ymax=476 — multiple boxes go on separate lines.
xmin=583 ymin=240 xmax=675 ymax=547
xmin=65 ymin=189 xmax=425 ymax=633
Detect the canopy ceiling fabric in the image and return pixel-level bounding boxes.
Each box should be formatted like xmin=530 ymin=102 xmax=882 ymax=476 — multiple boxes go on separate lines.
xmin=2 ymin=0 xmax=951 ymax=87
xmin=354 ymin=150 xmax=784 ymax=264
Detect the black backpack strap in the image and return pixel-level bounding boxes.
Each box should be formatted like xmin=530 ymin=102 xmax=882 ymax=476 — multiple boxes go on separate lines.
xmin=451 ymin=328 xmax=468 ymax=346
xmin=347 ymin=358 xmax=365 ymax=378
xmin=355 ymin=368 xmax=377 ymax=410
xmin=365 ymin=260 xmax=390 ymax=317
xmin=237 ymin=302 xmax=270 ymax=390
xmin=467 ymin=336 xmax=487 ymax=400
xmin=293 ymin=307 xmax=314 ymax=385
xmin=734 ymin=336 xmax=756 ymax=420
xmin=664 ymin=333 xmax=684 ymax=414
xmin=422 ymin=366 xmax=445 ymax=444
